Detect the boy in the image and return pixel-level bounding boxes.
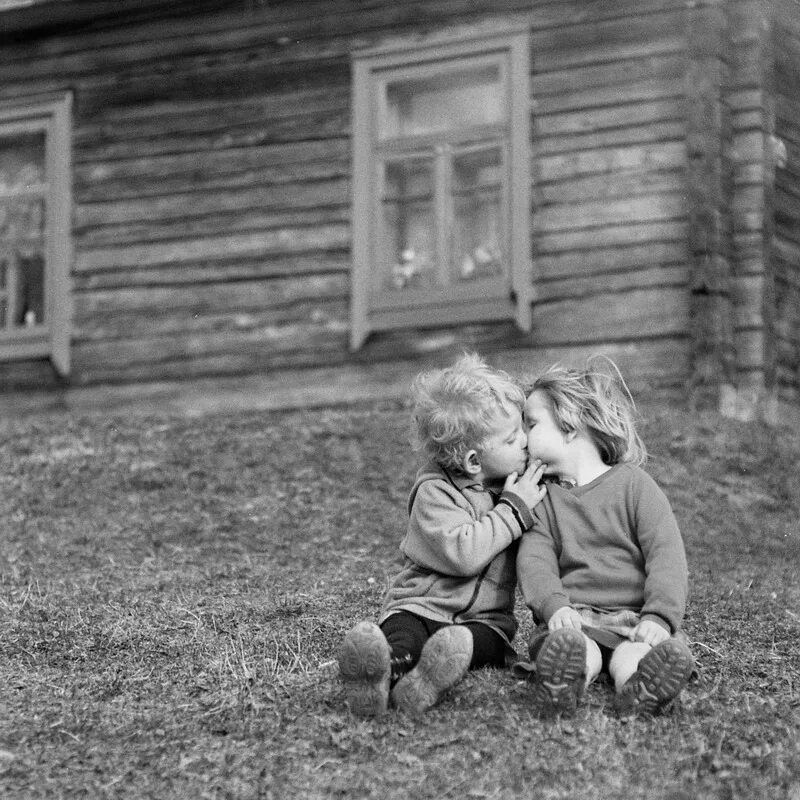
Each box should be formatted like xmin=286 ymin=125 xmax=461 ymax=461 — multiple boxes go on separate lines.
xmin=338 ymin=353 xmax=547 ymax=716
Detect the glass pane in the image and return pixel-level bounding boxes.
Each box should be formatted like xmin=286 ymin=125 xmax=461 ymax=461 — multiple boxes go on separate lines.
xmin=451 ymin=148 xmax=504 ymax=281
xmin=0 ymin=196 xmax=45 ymax=239
xmin=14 ymin=253 xmax=45 ymax=327
xmin=0 ymin=130 xmax=47 ymax=332
xmin=384 ymin=64 xmax=502 ymax=138
xmin=0 ymin=132 xmax=45 ymax=192
xmin=380 ymin=158 xmax=435 ymax=291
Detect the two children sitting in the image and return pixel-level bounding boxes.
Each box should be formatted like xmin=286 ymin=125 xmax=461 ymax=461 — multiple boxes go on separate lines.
xmin=338 ymin=353 xmax=694 ymax=719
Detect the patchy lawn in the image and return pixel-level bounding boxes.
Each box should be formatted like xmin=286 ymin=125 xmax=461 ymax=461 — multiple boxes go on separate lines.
xmin=0 ymin=398 xmax=798 ymax=799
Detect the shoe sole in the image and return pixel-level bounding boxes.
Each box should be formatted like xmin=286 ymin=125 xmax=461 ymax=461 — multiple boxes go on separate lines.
xmin=392 ymin=626 xmax=473 ymax=715
xmin=338 ymin=621 xmax=391 ymax=717
xmin=614 ymin=639 xmax=694 ymax=717
xmin=530 ymin=628 xmax=586 ymax=718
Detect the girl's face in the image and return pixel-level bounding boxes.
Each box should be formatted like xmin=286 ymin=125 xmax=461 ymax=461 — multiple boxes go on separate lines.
xmin=525 ymin=390 xmax=569 ymax=470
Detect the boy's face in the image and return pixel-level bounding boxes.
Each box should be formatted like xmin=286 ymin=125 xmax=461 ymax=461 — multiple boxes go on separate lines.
xmin=525 ymin=390 xmax=567 ymax=469
xmin=476 ymin=405 xmax=528 ymax=481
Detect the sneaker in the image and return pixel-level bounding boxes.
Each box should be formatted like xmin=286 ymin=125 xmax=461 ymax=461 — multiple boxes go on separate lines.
xmin=613 ymin=638 xmax=694 ymax=717
xmin=391 ymin=625 xmax=473 ymax=715
xmin=529 ymin=628 xmax=586 ymax=718
xmin=337 ymin=621 xmax=391 ymax=717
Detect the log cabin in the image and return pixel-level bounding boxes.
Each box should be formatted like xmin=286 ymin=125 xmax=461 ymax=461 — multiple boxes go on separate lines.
xmin=0 ymin=0 xmax=798 ymax=420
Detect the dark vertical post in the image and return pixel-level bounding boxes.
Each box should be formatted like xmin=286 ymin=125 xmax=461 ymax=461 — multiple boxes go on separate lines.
xmin=685 ymin=1 xmax=735 ymax=411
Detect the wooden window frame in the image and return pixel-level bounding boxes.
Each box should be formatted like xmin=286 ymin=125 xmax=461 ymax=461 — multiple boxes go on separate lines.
xmin=350 ymin=23 xmax=531 ymax=350
xmin=0 ymin=92 xmax=72 ymax=376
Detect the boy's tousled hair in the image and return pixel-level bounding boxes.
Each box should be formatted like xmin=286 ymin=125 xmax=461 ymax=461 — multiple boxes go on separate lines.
xmin=529 ymin=356 xmax=647 ymax=466
xmin=411 ymin=352 xmax=525 ymax=472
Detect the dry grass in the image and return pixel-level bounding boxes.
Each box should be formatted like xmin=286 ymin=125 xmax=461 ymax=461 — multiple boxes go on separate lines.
xmin=0 ymin=398 xmax=798 ymax=799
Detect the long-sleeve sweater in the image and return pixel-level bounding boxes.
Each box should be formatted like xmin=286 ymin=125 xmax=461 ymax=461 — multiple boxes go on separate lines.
xmin=516 ymin=463 xmax=688 ymax=634
xmin=379 ymin=461 xmax=535 ymax=643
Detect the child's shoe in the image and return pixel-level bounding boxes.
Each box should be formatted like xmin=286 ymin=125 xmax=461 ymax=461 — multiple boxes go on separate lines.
xmin=613 ymin=638 xmax=694 ymax=717
xmin=529 ymin=628 xmax=586 ymax=718
xmin=338 ymin=621 xmax=391 ymax=717
xmin=391 ymin=625 xmax=473 ymax=715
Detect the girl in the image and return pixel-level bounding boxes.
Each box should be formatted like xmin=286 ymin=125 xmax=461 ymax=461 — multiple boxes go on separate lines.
xmin=515 ymin=359 xmax=694 ymax=717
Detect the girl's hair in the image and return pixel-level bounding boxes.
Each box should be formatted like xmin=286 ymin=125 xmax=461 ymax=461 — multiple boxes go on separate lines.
xmin=529 ymin=356 xmax=647 ymax=466
xmin=411 ymin=352 xmax=525 ymax=472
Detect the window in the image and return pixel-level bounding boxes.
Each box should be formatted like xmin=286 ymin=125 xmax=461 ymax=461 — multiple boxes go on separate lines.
xmin=0 ymin=93 xmax=72 ymax=376
xmin=350 ymin=24 xmax=531 ymax=349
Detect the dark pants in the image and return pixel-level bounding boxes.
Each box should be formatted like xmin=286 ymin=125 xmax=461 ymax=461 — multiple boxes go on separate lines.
xmin=380 ymin=610 xmax=506 ymax=683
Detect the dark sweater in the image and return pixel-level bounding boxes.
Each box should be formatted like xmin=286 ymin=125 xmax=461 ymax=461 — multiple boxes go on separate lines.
xmin=516 ymin=463 xmax=688 ymax=634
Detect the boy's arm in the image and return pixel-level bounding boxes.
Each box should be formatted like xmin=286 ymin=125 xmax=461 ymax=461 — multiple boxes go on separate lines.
xmin=516 ymin=510 xmax=571 ymax=625
xmin=403 ymin=479 xmax=532 ymax=576
xmin=633 ymin=474 xmax=689 ymax=633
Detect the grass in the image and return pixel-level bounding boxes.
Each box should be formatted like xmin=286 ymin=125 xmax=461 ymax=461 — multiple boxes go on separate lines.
xmin=0 ymin=397 xmax=799 ymax=799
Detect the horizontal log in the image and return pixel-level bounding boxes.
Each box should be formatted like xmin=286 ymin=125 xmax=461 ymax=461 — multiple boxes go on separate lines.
xmin=733 ymin=328 xmax=767 ymax=369
xmin=71 ymin=322 xmax=352 ymax=377
xmin=535 ymin=264 xmax=688 ymax=301
xmin=731 ymin=185 xmax=767 ymax=213
xmin=529 ymin=286 xmax=689 ymax=344
xmin=76 ymin=206 xmax=350 ymax=254
xmin=732 ymin=208 xmax=765 ymax=235
xmin=534 ymin=241 xmax=685 ymax=279
xmin=536 ymin=142 xmax=684 ymax=182
xmin=536 ymin=169 xmax=683 ymax=205
xmin=73 ymin=85 xmax=351 ymax=149
xmin=533 ymin=192 xmax=685 ymax=233
xmin=75 ymin=105 xmax=351 ymax=163
xmin=73 ymin=251 xmax=350 ymax=291
xmin=75 ymin=298 xmax=350 ymax=342
xmin=731 ymin=274 xmax=765 ymax=328
xmin=534 ymin=76 xmax=683 ymax=116
xmin=535 ymin=99 xmax=683 ymax=138
xmin=74 ymin=178 xmax=350 ymax=230
xmin=74 ymin=223 xmax=350 ymax=272
xmin=727 ymin=41 xmax=767 ymax=86
xmin=774 ymin=235 xmax=800 ymax=267
xmin=531 ymin=54 xmax=684 ymax=98
xmin=733 ymin=162 xmax=766 ymax=185
xmin=75 ymin=140 xmax=350 ymax=200
xmin=75 ymin=273 xmax=349 ymax=317
xmin=727 ymin=88 xmax=764 ymax=113
xmin=536 ymin=220 xmax=687 ymax=253
xmin=534 ymin=122 xmax=686 ymax=156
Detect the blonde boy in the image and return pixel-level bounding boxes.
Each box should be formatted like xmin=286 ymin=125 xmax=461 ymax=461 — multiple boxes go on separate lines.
xmin=338 ymin=353 xmax=546 ymax=716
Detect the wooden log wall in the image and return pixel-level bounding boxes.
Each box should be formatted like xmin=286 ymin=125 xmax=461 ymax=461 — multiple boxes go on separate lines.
xmin=524 ymin=0 xmax=692 ymax=392
xmin=772 ymin=1 xmax=800 ymax=407
xmin=0 ymin=0 xmax=716 ymax=389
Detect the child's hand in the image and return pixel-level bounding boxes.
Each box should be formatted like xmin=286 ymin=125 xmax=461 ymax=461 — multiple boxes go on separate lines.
xmin=548 ymin=606 xmax=582 ymax=631
xmin=631 ymin=619 xmax=670 ymax=646
xmin=504 ymin=459 xmax=547 ymax=509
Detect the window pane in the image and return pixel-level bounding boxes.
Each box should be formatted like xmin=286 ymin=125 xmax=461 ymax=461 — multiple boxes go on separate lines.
xmin=0 ymin=132 xmax=45 ymax=191
xmin=0 ymin=130 xmax=47 ymax=330
xmin=380 ymin=158 xmax=435 ymax=291
xmin=451 ymin=147 xmax=504 ymax=281
xmin=15 ymin=252 xmax=45 ymax=327
xmin=0 ymin=196 xmax=45 ymax=240
xmin=384 ymin=64 xmax=502 ymax=138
